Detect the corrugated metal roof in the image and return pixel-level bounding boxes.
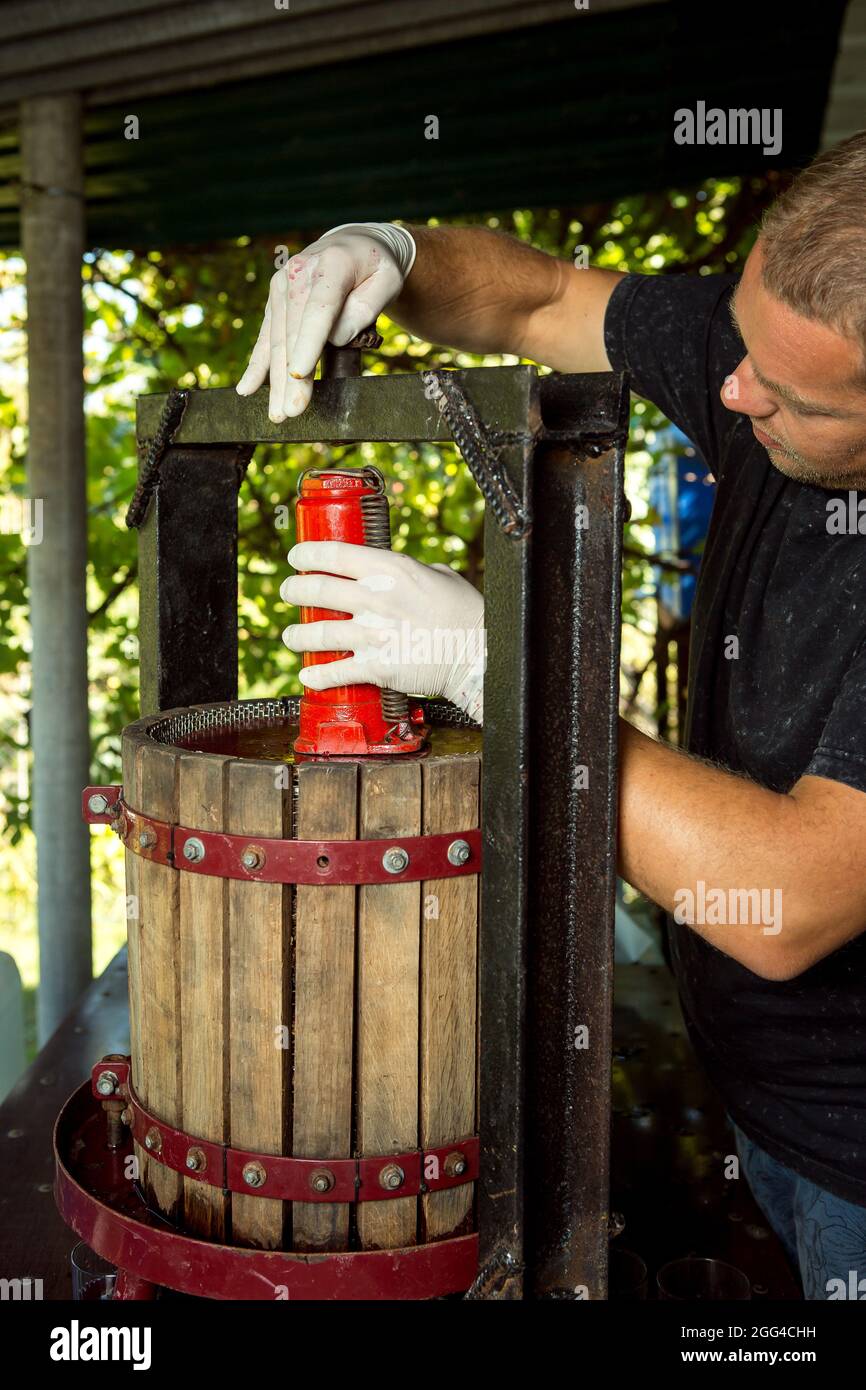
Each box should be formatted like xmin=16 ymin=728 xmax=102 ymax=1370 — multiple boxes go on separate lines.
xmin=0 ymin=0 xmax=661 ymax=109
xmin=0 ymin=1 xmax=849 ymax=249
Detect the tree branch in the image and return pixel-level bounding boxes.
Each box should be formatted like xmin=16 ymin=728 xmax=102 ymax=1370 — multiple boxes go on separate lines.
xmin=88 ymin=564 xmax=137 ymax=621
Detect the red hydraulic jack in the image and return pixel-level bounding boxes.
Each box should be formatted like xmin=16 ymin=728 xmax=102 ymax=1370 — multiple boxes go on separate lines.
xmin=293 ymin=465 xmax=426 ymax=756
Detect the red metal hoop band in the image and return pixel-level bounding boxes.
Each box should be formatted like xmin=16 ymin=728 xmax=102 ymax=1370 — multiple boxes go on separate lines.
xmin=82 ymin=786 xmax=481 ymax=885
xmin=93 ymin=1060 xmax=479 ymax=1202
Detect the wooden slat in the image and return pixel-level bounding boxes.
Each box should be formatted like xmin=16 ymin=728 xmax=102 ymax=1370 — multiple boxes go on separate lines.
xmin=357 ymin=761 xmax=421 ymax=1250
xmin=291 ymin=761 xmax=357 ymax=1251
xmin=420 ymin=756 xmax=480 ymax=1241
xmin=178 ymin=752 xmax=230 ymax=1240
xmin=121 ymin=730 xmax=146 ymax=1201
xmin=227 ymin=760 xmax=289 ymax=1250
xmin=135 ymin=740 xmax=182 ymax=1222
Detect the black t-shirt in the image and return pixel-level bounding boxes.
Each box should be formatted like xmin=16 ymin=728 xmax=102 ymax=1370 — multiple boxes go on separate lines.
xmin=605 ymin=270 xmax=866 ymax=1207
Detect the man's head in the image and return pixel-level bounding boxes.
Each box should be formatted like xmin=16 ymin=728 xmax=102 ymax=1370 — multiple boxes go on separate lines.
xmin=721 ymin=130 xmax=866 ymax=488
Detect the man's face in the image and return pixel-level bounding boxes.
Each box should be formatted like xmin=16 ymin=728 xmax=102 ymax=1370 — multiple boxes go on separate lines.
xmin=721 ymin=241 xmax=866 ymax=488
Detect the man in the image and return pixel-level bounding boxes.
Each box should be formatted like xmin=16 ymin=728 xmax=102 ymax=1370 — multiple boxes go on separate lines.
xmin=237 ymin=134 xmax=866 ymax=1298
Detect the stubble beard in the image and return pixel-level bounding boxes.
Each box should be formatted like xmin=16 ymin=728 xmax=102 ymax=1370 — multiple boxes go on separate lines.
xmin=763 ymin=438 xmax=866 ymax=490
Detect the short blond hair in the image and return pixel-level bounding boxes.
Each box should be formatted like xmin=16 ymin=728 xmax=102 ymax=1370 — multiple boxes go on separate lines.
xmin=760 ymin=131 xmax=866 ymax=367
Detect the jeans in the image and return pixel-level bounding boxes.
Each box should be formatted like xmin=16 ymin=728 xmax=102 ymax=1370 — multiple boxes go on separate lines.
xmin=732 ymin=1122 xmax=866 ymax=1300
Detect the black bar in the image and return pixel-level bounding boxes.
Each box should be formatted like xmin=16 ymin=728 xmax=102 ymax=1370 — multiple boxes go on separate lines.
xmin=472 ymin=420 xmax=537 ymax=1300
xmin=525 ymin=372 xmax=628 ymax=1298
xmin=137 ymin=449 xmax=240 ymax=714
xmin=136 ymin=369 xmax=541 ymax=446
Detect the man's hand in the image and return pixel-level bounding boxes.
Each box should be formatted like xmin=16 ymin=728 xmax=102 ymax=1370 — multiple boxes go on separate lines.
xmin=281 ymin=541 xmax=485 ymax=722
xmin=236 ymin=224 xmax=415 ymax=423
xmin=236 ymin=222 xmax=623 ymax=424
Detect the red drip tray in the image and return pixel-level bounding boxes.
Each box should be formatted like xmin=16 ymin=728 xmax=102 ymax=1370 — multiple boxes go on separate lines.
xmin=54 ymin=1082 xmax=478 ymax=1301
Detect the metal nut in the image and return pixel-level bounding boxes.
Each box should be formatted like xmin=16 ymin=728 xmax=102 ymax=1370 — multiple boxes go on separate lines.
xmin=447 ymin=838 xmax=471 ymax=867
xmin=309 ymin=1167 xmax=336 ymax=1194
xmin=87 ymin=793 xmax=109 ymax=816
xmin=95 ymin=1070 xmax=118 ymax=1097
xmin=378 ymin=1163 xmax=405 ymax=1191
xmin=185 ymin=1147 xmax=206 ymax=1173
xmin=242 ymin=1161 xmax=267 ymax=1189
xmin=183 ymin=836 xmax=206 ymax=864
xmin=120 ymin=1107 xmax=133 ymax=1127
xmin=382 ymin=847 xmax=409 ymax=875
xmin=138 ymin=828 xmax=157 ymax=850
xmin=443 ymin=1151 xmax=467 ymax=1178
xmin=241 ymin=846 xmax=265 ymax=872
xmin=144 ymin=1127 xmax=161 ymax=1153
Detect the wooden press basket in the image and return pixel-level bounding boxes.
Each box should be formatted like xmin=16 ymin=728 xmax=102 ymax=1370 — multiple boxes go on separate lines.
xmin=120 ymin=696 xmax=481 ymax=1256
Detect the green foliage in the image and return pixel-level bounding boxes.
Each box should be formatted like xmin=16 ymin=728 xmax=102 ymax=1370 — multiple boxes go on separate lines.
xmin=0 ymin=175 xmax=775 ymax=854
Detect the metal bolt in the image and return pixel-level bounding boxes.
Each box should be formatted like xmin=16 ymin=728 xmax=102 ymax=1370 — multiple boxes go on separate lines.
xmin=242 ymin=1161 xmax=267 ymax=1188
xmin=183 ymin=836 xmax=206 ymax=864
xmin=241 ymin=846 xmax=264 ymax=871
xmin=95 ymin=1070 xmax=118 ymax=1096
xmin=144 ymin=1127 xmax=161 ymax=1153
xmin=138 ymin=829 xmax=157 ymax=850
xmin=120 ymin=1107 xmax=133 ymax=1127
xmin=309 ymin=1168 xmax=336 ymax=1194
xmin=382 ymin=847 xmax=409 ymax=875
xmin=186 ymin=1147 xmax=206 ymax=1173
xmin=447 ymin=838 xmax=471 ymax=867
xmin=443 ymin=1151 xmax=467 ymax=1178
xmin=88 ymin=793 xmax=109 ymax=816
xmin=103 ymin=1099 xmax=125 ymax=1150
xmin=378 ymin=1163 xmax=404 ymax=1191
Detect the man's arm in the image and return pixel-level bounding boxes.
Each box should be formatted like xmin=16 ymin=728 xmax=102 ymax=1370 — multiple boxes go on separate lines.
xmin=618 ymin=718 xmax=866 ymax=980
xmin=237 ymin=221 xmax=624 ymax=419
xmin=391 ymin=225 xmax=622 ymax=371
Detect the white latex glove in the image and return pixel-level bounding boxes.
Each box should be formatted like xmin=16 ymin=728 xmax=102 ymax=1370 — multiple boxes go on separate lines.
xmin=281 ymin=541 xmax=485 ymax=723
xmin=236 ymin=223 xmax=416 ymax=423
